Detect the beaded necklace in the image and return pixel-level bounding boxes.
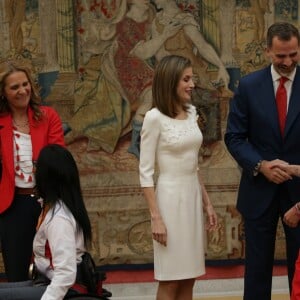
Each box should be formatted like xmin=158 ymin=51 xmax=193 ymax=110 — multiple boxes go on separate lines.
xmin=13 ymin=119 xmax=29 ymax=128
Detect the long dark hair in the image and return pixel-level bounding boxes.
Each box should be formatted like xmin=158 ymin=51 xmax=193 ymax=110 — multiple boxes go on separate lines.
xmin=35 ymin=144 xmax=92 ymax=248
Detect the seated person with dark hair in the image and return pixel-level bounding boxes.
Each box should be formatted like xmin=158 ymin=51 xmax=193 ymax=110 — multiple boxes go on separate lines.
xmin=0 ymin=144 xmax=94 ymax=300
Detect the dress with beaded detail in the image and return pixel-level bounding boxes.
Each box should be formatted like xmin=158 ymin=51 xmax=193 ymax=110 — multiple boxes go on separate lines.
xmin=139 ymin=104 xmax=205 ymax=280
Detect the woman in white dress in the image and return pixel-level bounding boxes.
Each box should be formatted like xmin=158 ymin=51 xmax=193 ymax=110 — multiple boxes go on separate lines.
xmin=139 ymin=55 xmax=218 ymax=300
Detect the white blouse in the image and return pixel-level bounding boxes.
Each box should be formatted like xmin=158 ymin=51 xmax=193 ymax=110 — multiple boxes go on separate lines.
xmin=13 ymin=130 xmax=35 ymax=187
xmin=33 ymin=200 xmax=86 ymax=300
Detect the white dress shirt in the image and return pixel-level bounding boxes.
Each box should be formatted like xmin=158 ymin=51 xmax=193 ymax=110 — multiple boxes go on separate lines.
xmin=271 ymin=64 xmax=296 ymax=110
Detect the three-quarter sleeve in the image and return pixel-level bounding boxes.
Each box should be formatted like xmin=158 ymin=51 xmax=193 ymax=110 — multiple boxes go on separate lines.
xmin=139 ymin=109 xmax=160 ymax=187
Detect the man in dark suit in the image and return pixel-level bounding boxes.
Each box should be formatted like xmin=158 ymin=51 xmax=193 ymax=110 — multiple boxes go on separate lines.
xmin=225 ymin=22 xmax=300 ymax=300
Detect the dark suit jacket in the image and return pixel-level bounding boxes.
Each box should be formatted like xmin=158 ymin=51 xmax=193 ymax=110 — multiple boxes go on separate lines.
xmin=225 ymin=65 xmax=300 ymax=219
xmin=0 ymin=106 xmax=65 ymax=213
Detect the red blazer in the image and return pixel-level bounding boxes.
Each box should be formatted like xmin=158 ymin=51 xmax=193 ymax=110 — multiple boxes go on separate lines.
xmin=292 ymin=251 xmax=300 ymax=300
xmin=0 ymin=106 xmax=65 ymax=213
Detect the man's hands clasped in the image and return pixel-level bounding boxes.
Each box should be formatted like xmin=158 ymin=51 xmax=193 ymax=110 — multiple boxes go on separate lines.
xmin=260 ymin=159 xmax=300 ymax=227
xmin=259 ymin=159 xmax=292 ymax=184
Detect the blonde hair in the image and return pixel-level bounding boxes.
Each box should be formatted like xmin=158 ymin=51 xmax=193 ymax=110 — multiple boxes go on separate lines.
xmin=0 ymin=60 xmax=42 ymax=120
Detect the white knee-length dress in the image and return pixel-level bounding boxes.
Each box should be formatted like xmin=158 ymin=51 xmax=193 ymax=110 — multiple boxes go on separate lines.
xmin=139 ymin=104 xmax=205 ymax=281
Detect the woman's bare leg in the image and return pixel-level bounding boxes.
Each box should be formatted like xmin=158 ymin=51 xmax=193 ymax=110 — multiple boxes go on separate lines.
xmin=175 ymin=278 xmax=195 ymax=300
xmin=156 ymin=280 xmax=180 ymax=300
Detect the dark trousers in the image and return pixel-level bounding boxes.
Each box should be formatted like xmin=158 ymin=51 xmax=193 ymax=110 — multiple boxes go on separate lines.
xmin=0 ymin=280 xmax=82 ymax=299
xmin=243 ymin=186 xmax=300 ymax=300
xmin=0 ymin=280 xmax=46 ymax=299
xmin=0 ymin=194 xmax=41 ymax=282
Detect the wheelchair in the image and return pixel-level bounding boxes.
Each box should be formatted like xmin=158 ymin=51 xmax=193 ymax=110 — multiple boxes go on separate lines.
xmin=30 ymin=253 xmax=112 ymax=299
xmin=64 ymin=253 xmax=112 ymax=300
xmin=65 ymin=287 xmax=112 ymax=299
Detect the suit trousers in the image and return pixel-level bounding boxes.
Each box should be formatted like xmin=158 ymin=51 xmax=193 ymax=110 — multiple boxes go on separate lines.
xmin=0 ymin=194 xmax=41 ymax=282
xmin=243 ymin=185 xmax=300 ymax=300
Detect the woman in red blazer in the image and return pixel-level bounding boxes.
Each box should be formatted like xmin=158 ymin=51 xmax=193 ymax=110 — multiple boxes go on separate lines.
xmin=292 ymin=252 xmax=300 ymax=299
xmin=0 ymin=60 xmax=65 ymax=281
xmin=285 ymin=196 xmax=300 ymax=300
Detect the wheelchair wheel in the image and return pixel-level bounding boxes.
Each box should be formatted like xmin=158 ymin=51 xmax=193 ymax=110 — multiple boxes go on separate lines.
xmin=65 ymin=296 xmax=109 ymax=300
xmin=64 ymin=287 xmax=112 ymax=299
